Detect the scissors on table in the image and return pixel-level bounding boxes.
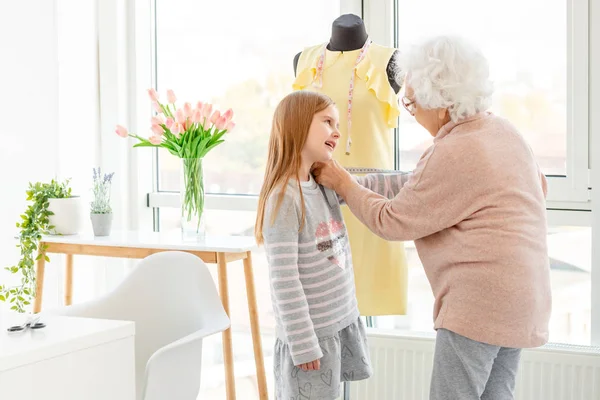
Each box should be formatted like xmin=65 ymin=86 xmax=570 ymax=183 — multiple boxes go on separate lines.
xmin=6 ymin=314 xmax=46 ymax=332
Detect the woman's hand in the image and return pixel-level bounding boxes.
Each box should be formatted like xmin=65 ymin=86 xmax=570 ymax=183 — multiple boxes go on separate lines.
xmin=312 ymin=160 xmax=354 ymax=194
xmin=299 ymin=359 xmax=321 ymax=371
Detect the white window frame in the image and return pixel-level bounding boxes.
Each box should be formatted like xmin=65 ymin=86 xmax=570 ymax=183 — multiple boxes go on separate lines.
xmin=590 ymin=0 xmax=600 ymax=346
xmin=144 ymin=0 xmax=594 ymax=212
xmin=366 ymin=0 xmax=591 ymax=209
xmin=146 ymin=0 xmax=363 ymax=215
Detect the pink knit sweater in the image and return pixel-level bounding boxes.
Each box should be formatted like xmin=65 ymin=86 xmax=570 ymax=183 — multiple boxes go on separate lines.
xmin=342 ymin=112 xmax=551 ymax=348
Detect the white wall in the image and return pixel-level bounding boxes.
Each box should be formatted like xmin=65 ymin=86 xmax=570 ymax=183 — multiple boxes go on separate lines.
xmin=0 ymin=1 xmax=60 ymax=245
xmin=0 ymin=0 xmax=101 ymax=311
xmin=0 ymin=0 xmax=62 ymax=300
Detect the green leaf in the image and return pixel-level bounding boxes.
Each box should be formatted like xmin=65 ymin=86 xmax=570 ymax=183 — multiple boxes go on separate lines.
xmin=44 ymin=255 xmax=50 ymax=262
xmin=133 ymin=142 xmax=157 ymax=148
xmin=210 ymin=130 xmax=227 ymax=144
xmin=199 ymin=140 xmax=225 ymax=158
xmin=195 ymin=137 xmax=211 ymax=156
xmin=0 ymin=295 xmax=5 ymax=302
xmin=5 ymin=177 xmax=73 ymax=309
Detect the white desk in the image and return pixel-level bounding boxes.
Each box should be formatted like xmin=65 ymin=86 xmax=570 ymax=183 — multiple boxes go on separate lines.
xmin=0 ymin=314 xmax=135 ymax=400
xmin=32 ymin=230 xmax=266 ymax=400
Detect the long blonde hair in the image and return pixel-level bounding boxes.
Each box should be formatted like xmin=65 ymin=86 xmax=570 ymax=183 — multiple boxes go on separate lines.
xmin=255 ymin=91 xmax=335 ymax=244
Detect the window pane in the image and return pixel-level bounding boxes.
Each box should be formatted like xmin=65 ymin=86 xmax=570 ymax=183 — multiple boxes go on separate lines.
xmin=155 ymin=0 xmax=341 ymax=194
xmin=396 ymin=0 xmax=566 ymax=175
xmin=374 ymin=226 xmax=591 ymax=346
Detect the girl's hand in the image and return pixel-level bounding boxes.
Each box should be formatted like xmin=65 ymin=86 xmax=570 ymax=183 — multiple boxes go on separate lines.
xmin=298 ymin=359 xmax=321 ymax=371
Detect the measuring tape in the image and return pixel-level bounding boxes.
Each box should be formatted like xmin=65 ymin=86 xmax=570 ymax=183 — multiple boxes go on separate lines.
xmin=344 ymin=167 xmax=407 ymax=174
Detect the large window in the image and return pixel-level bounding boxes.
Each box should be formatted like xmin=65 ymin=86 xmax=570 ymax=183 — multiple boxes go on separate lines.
xmin=394 ymin=0 xmax=589 ymax=204
xmin=396 ymin=0 xmax=567 ymax=175
xmin=155 ymin=0 xmax=343 ymax=196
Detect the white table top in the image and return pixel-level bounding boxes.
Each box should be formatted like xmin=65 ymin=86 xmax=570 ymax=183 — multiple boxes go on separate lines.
xmin=41 ymin=230 xmax=258 ymax=253
xmin=0 ymin=314 xmax=134 ymax=371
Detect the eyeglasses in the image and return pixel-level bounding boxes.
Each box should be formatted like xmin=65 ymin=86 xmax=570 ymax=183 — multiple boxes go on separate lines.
xmin=402 ymin=96 xmax=416 ymax=116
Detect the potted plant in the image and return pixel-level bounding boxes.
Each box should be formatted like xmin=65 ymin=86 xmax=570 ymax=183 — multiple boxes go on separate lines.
xmin=115 ymin=88 xmax=235 ymax=241
xmin=0 ymin=179 xmax=72 ymax=312
xmin=90 ymin=168 xmax=114 ymax=236
xmin=47 ymin=180 xmax=83 ymax=236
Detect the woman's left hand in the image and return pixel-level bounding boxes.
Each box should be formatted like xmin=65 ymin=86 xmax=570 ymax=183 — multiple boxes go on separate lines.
xmin=312 ymin=160 xmax=354 ymax=194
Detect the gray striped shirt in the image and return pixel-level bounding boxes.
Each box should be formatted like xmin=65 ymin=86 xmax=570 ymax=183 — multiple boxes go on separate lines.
xmin=263 ymin=175 xmax=359 ymax=365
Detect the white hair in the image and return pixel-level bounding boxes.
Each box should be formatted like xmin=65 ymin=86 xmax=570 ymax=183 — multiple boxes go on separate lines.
xmin=396 ymin=35 xmax=493 ymax=121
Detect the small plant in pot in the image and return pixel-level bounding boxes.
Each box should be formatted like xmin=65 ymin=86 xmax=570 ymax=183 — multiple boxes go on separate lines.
xmin=0 ymin=179 xmax=72 ymax=312
xmin=90 ymin=168 xmax=114 ymax=236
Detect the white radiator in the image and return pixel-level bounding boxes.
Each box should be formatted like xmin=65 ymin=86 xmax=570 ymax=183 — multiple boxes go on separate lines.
xmin=347 ymin=330 xmax=600 ymax=400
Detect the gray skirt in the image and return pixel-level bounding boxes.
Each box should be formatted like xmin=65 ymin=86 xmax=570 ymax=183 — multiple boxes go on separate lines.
xmin=274 ymin=317 xmax=372 ymax=400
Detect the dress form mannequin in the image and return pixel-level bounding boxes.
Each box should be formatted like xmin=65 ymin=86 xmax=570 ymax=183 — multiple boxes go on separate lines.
xmin=293 ymin=14 xmax=401 ymax=94
xmin=292 ymin=13 xmax=408 ymax=321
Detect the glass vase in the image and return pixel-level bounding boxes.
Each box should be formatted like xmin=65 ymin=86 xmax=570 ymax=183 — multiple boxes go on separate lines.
xmin=180 ymin=158 xmax=206 ymax=241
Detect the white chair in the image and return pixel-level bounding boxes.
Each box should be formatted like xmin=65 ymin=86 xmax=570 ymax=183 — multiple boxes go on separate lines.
xmin=48 ymin=251 xmax=230 ymax=400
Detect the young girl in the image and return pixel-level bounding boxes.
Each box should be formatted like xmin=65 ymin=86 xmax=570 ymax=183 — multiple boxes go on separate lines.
xmin=255 ymin=91 xmax=372 ymax=399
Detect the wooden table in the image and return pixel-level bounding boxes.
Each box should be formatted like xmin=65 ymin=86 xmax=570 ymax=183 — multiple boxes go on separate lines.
xmin=32 ymin=230 xmax=267 ymax=400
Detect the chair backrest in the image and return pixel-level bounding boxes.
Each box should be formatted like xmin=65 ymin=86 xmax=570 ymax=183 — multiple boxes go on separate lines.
xmin=59 ymin=251 xmax=228 ymax=399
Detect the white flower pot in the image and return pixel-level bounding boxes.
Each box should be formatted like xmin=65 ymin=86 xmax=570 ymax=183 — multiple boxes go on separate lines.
xmin=47 ymin=197 xmax=83 ymax=235
xmin=90 ymin=213 xmax=113 ymax=236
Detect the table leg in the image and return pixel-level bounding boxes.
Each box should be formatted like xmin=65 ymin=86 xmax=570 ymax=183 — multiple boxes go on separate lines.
xmin=33 ymin=244 xmax=47 ymax=313
xmin=64 ymin=254 xmax=73 ymax=306
xmin=217 ymin=252 xmax=236 ymax=400
xmin=243 ymin=251 xmax=268 ymax=399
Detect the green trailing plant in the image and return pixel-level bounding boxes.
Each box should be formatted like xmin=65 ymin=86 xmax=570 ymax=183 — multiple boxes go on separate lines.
xmin=0 ymin=179 xmax=72 ymax=312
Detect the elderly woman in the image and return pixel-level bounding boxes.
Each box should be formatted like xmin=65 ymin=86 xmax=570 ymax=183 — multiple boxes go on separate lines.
xmin=313 ymin=35 xmax=551 ymax=400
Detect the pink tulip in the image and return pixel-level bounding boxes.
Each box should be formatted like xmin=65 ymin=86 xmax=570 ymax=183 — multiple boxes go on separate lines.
xmin=171 ymin=122 xmax=184 ymax=136
xmin=151 ymin=124 xmax=163 ymax=136
xmin=176 ymin=109 xmax=186 ymax=124
xmin=225 ymin=121 xmax=235 ymax=132
xmin=166 ymin=89 xmax=177 ymax=104
xmin=152 ymin=101 xmax=162 ymax=114
xmin=183 ymin=102 xmax=193 ymax=118
xmin=222 ymin=108 xmax=234 ymax=122
xmin=165 ymin=117 xmax=174 ymax=129
xmin=202 ymin=118 xmax=212 ymax=129
xmin=202 ymin=103 xmax=213 ymax=118
xmin=210 ymin=110 xmax=221 ymax=125
xmin=215 ymin=115 xmax=228 ymax=130
xmin=151 ymin=115 xmax=164 ymax=126
xmin=149 ymin=135 xmax=162 ymax=145
xmin=191 ymin=109 xmax=202 ymax=124
xmin=196 ymin=101 xmax=204 ymax=112
xmin=147 ymin=88 xmax=159 ymax=102
xmin=115 ymin=125 xmax=128 ymax=138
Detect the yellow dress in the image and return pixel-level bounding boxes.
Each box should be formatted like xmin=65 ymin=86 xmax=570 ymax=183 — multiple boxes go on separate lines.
xmin=293 ymin=43 xmax=408 ymax=316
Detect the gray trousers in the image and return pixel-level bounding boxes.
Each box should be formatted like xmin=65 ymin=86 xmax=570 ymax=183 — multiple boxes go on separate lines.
xmin=430 ymin=329 xmax=522 ymax=400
